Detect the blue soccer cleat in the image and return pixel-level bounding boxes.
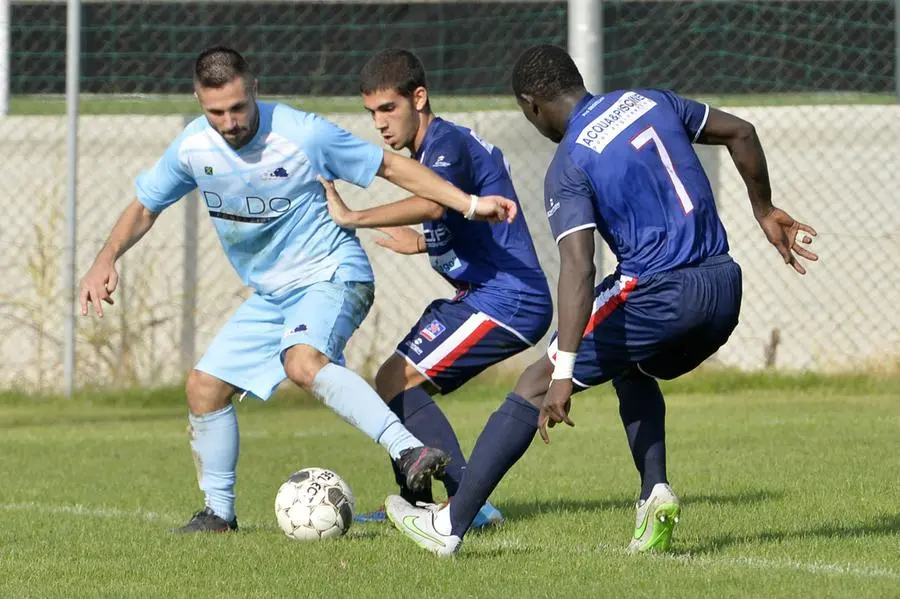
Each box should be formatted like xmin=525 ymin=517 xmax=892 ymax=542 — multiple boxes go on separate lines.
xmin=354 ymin=506 xmax=387 ymax=524
xmin=355 ymin=500 xmax=503 ymax=528
xmin=471 ymin=501 xmax=504 ymax=529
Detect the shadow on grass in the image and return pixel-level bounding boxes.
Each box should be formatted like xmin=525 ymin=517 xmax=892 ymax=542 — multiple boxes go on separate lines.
xmin=499 ymin=489 xmax=784 ymax=524
xmin=689 ymin=514 xmax=900 ymax=554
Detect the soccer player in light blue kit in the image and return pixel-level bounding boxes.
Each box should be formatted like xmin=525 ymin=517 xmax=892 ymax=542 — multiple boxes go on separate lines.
xmin=78 ymin=46 xmax=517 ymax=533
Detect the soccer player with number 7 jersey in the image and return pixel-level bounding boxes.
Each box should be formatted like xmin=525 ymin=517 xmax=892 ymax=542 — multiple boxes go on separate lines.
xmin=386 ymin=44 xmax=819 ymax=556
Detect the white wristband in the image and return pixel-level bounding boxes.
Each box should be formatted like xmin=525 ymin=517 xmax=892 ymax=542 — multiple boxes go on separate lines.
xmin=552 ymin=350 xmax=577 ymax=380
xmin=464 ymin=194 xmax=478 ymax=220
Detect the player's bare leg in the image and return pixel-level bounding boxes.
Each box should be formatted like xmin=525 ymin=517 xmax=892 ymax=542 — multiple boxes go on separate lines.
xmin=186 ymin=368 xmax=238 ymax=415
xmin=374 ymin=353 xmax=433 ymax=402
xmin=283 ymin=344 xmax=448 ymax=492
xmin=512 ymin=356 xmax=553 ymax=403
xmin=173 ymin=370 xmax=241 ymax=534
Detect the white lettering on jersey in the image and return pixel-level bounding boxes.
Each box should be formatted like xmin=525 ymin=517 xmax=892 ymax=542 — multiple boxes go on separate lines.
xmin=575 ymin=91 xmax=657 ymax=155
xmin=546 ymin=196 xmax=561 ymax=218
xmin=423 ymin=225 xmax=452 ymax=245
xmin=429 ymin=249 xmax=462 ymax=274
xmin=423 ymin=223 xmax=461 ymax=274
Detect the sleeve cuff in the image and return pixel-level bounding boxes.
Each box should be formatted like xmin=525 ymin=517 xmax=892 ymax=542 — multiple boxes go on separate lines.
xmin=555 ymin=223 xmax=597 ymax=245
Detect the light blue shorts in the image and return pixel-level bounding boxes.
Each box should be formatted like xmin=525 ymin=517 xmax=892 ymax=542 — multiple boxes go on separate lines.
xmin=195 ymin=277 xmax=375 ymax=400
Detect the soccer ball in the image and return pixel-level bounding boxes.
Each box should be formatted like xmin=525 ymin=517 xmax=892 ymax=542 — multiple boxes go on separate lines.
xmin=274 ymin=467 xmax=355 ymax=541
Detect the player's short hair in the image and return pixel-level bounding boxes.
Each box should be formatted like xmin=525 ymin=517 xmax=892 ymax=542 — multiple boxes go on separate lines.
xmin=512 ymin=44 xmax=585 ymax=101
xmin=359 ymin=48 xmax=428 ymax=97
xmin=194 ymin=45 xmax=253 ymax=88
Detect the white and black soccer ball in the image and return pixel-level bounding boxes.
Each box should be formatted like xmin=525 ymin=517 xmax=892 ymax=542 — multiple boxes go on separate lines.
xmin=274 ymin=467 xmax=355 ymax=541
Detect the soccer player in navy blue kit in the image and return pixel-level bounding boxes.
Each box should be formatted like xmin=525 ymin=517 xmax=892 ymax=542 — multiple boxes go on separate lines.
xmin=319 ymin=49 xmax=553 ymax=528
xmin=386 ymin=44 xmax=818 ymax=556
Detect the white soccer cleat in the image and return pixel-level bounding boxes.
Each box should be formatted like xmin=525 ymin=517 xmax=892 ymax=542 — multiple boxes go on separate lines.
xmin=627 ymin=483 xmax=681 ymax=553
xmin=385 ymin=495 xmax=462 ymax=558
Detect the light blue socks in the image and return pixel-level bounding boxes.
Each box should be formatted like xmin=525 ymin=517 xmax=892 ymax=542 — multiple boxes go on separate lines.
xmin=187 ymin=364 xmax=422 ymax=522
xmin=188 ymin=404 xmax=239 ymax=521
xmin=311 ymin=363 xmax=421 ymax=459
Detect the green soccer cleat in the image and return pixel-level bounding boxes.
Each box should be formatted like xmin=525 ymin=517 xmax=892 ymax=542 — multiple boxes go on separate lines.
xmin=627 ymin=483 xmax=681 ymax=553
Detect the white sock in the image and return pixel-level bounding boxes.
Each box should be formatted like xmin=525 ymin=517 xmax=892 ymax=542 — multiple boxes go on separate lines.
xmin=434 ymin=504 xmax=452 ymax=536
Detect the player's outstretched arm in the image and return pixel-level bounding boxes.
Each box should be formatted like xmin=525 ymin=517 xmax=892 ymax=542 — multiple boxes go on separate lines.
xmin=698 ymin=108 xmax=818 ymax=275
xmin=539 ymin=228 xmax=595 ymax=444
xmin=79 ymin=200 xmax=159 ymax=317
xmin=377 ymin=152 xmax=516 ymax=223
xmin=318 ymin=176 xmax=444 ymax=228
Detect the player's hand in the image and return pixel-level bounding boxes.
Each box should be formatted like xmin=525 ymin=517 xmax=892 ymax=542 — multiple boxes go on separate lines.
xmin=375 ymin=226 xmax=425 ymax=255
xmin=756 ymin=206 xmax=818 ymax=275
xmin=538 ymin=379 xmax=575 ymax=444
xmin=473 ymin=196 xmax=518 ymax=224
xmin=79 ymin=258 xmax=119 ymax=317
xmin=318 ymin=175 xmax=357 ymax=228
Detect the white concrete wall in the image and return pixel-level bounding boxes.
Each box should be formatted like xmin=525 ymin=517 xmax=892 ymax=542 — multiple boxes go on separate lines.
xmin=1 ymin=105 xmax=897 ymax=390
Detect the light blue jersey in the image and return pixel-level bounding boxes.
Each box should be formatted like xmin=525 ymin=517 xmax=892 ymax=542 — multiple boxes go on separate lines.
xmin=136 ymin=102 xmax=384 ymax=296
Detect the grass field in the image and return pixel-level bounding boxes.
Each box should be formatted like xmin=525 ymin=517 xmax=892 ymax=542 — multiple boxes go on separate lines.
xmin=9 ymin=92 xmax=898 ymax=115
xmin=2 ymin=372 xmax=898 ymax=598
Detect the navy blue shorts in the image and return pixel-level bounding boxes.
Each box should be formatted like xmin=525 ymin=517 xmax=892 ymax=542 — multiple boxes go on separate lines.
xmin=547 ymin=254 xmax=742 ymax=388
xmin=397 ymin=297 xmax=547 ymax=394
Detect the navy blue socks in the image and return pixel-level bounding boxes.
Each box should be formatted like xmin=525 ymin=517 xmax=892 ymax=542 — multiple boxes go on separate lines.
xmin=614 ymin=370 xmax=668 ymax=501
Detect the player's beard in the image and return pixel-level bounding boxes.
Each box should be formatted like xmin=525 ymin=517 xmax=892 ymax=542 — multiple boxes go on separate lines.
xmin=221 ymin=107 xmax=259 ymax=149
xmin=222 ymin=125 xmax=251 ymax=148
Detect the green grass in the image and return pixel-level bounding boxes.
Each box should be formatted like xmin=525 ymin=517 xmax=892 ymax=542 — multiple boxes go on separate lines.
xmin=2 ymin=372 xmax=898 ymax=598
xmin=9 ymin=92 xmax=898 ymax=116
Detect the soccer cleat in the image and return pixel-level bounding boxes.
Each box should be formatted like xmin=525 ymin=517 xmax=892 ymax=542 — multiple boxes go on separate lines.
xmin=471 ymin=501 xmax=504 ymax=529
xmin=170 ymin=507 xmax=238 ymax=534
xmin=385 ymin=495 xmax=461 ymax=557
xmin=353 ymin=506 xmax=387 ymax=524
xmin=627 ymin=483 xmax=681 ymax=553
xmin=395 ymin=446 xmax=450 ymax=492
xmin=356 ymin=500 xmax=502 ymax=529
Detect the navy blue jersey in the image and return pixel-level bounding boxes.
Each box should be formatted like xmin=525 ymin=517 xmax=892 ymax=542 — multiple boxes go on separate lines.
xmin=544 ymin=90 xmax=729 ymax=278
xmin=414 ymin=117 xmax=551 ymax=335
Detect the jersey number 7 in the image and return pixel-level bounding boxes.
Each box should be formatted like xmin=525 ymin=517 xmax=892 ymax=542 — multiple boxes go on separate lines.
xmin=630 ymin=126 xmax=694 ymax=215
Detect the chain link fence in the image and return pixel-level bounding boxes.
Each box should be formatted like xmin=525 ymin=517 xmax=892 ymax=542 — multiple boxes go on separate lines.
xmin=3 ymin=0 xmax=898 ymax=392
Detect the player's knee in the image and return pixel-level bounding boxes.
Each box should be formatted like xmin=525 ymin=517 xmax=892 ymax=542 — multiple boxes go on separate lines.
xmin=185 ymin=369 xmax=234 ymax=415
xmin=612 ymin=366 xmax=662 ymax=402
xmin=374 ymin=357 xmax=407 ymax=402
xmin=612 ymin=365 xmax=652 ymax=387
xmin=283 ymin=345 xmax=330 ymax=391
xmin=374 ymin=363 xmax=394 ymax=402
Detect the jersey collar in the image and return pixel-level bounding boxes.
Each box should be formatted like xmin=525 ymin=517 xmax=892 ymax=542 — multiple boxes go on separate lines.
xmin=567 ymin=93 xmax=600 ymax=128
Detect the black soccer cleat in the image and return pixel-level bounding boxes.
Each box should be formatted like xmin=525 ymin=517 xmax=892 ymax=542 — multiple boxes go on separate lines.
xmin=170 ymin=507 xmax=238 ymax=534
xmin=396 ymin=446 xmax=450 ymax=492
